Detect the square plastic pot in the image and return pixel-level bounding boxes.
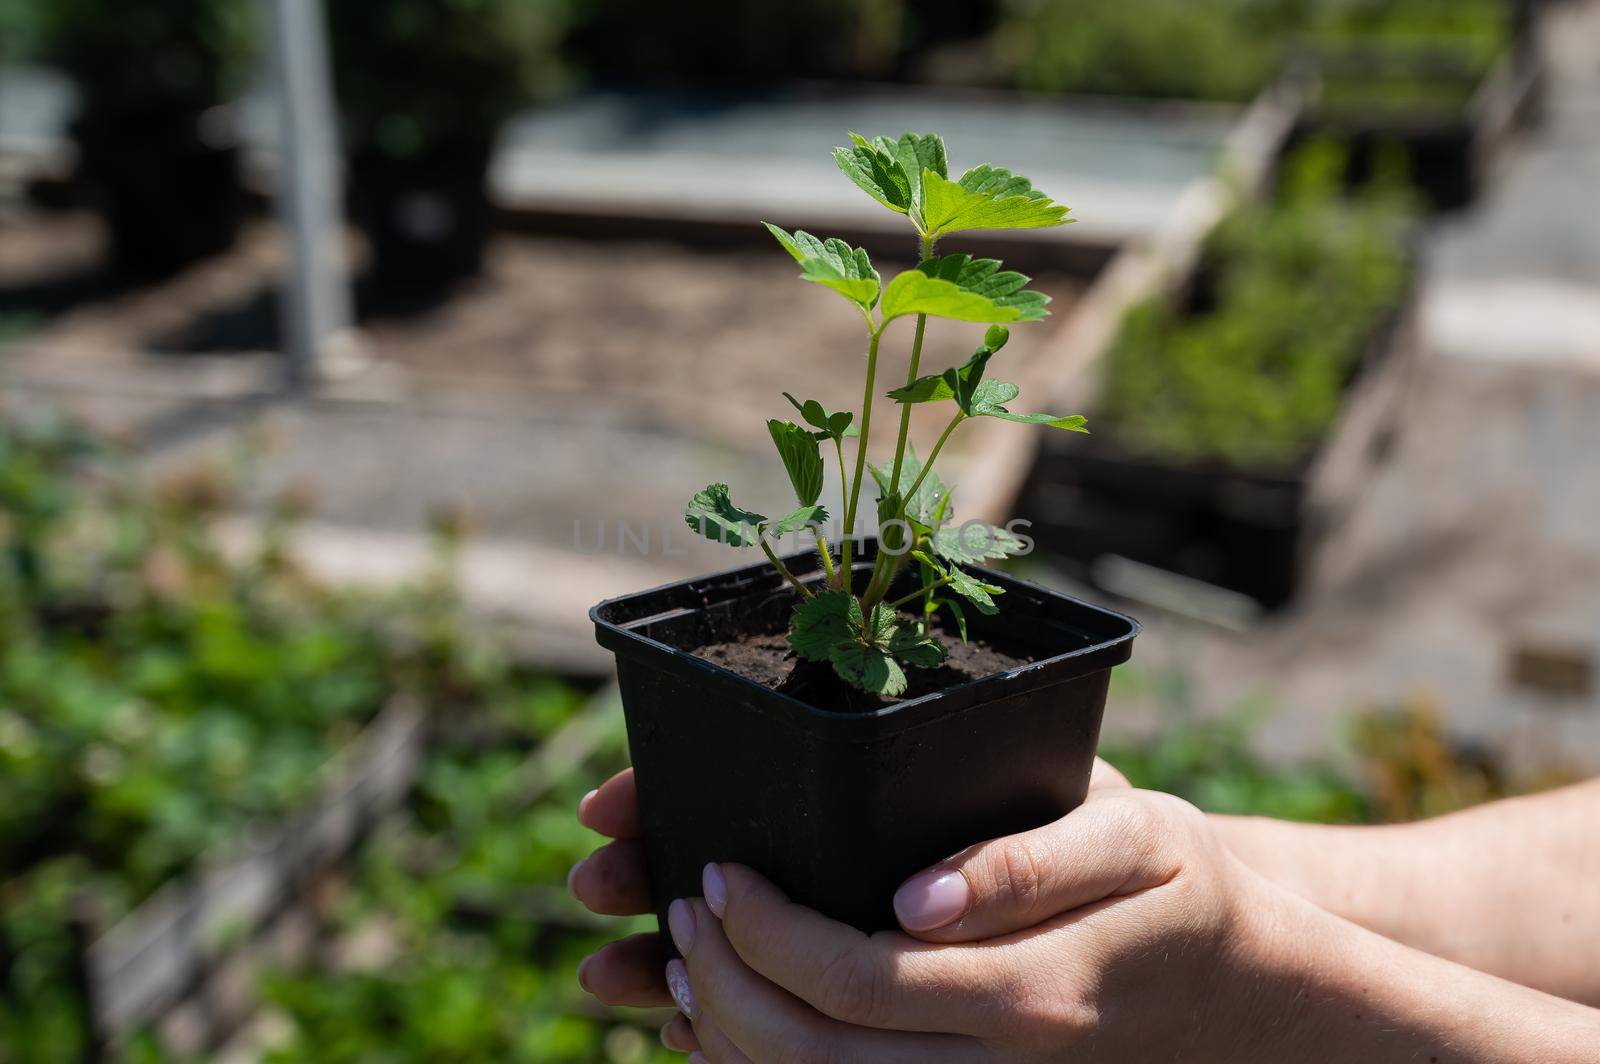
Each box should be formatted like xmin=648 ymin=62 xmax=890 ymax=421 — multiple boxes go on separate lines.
xmin=590 ymin=543 xmax=1139 ymax=939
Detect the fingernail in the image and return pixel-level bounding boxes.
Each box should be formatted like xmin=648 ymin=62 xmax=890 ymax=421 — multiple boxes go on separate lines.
xmin=893 ymin=869 xmax=970 ymax=931
xmin=565 ymin=856 xmax=587 ymax=901
xmin=576 ymin=953 xmax=593 ymax=992
xmin=668 ymin=898 xmax=695 ymax=955
xmin=577 ymin=788 xmax=598 ymax=821
xmin=702 ymin=863 xmax=727 ymax=918
xmin=665 ymin=959 xmax=695 ymax=1018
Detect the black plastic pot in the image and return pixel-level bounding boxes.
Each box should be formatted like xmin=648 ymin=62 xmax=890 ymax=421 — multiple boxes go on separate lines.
xmin=73 ymin=112 xmax=243 ymax=281
xmin=591 ymin=544 xmax=1139 ymax=938
xmin=349 ymin=145 xmax=495 ymax=297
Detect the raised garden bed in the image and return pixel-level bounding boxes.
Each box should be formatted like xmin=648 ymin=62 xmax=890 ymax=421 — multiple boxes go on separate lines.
xmin=73 ymin=699 xmax=427 ymax=1055
xmin=1289 ymin=1 xmax=1544 ymax=211
xmin=1021 ymin=160 xmax=1418 ymax=610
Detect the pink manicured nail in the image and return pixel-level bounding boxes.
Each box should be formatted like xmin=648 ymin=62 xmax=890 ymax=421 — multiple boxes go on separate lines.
xmin=668 ymin=898 xmax=696 ymax=955
xmin=893 ymin=869 xmax=970 ymax=931
xmin=666 ymin=959 xmax=695 ymax=1018
xmin=702 ymin=863 xmax=727 ymax=918
xmin=565 ymin=856 xmax=587 ymax=900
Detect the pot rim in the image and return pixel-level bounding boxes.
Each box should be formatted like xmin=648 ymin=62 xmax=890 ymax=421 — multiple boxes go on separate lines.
xmin=591 ymin=544 xmax=1140 ymax=726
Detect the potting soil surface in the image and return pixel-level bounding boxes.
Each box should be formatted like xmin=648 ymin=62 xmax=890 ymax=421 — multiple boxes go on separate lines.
xmin=695 ymin=626 xmax=1033 ymax=712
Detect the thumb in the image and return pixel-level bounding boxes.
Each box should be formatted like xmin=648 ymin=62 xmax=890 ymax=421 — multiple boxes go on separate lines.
xmin=1087 ymin=755 xmax=1131 ymax=793
xmin=891 ymin=788 xmax=1178 ymax=944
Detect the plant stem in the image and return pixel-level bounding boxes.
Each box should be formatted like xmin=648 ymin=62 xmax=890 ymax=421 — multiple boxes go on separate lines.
xmin=812 ymin=528 xmax=837 ymax=586
xmin=887 ymin=231 xmax=938 ymax=498
xmin=761 ymin=539 xmax=813 ymax=599
xmin=839 ymin=327 xmax=885 ymax=589
xmin=861 ymin=411 xmax=966 ymax=607
xmin=833 ymin=437 xmax=849 ymax=586
xmin=900 ymin=411 xmax=965 ymax=515
xmin=883 ymin=575 xmax=952 ymax=611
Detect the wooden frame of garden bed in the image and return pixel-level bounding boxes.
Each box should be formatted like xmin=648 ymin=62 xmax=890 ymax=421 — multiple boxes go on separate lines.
xmin=70 ymin=697 xmax=428 ymax=1058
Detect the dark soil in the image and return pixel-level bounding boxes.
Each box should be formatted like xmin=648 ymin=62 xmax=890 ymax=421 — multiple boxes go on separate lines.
xmin=694 ymin=624 xmax=1034 ymax=713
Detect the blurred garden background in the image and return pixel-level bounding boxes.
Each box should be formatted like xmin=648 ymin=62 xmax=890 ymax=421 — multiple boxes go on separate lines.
xmin=2 ymin=0 xmax=1598 ymax=1059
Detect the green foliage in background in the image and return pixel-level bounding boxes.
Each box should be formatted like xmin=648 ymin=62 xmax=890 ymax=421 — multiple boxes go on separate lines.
xmin=0 ymin=412 xmax=556 ymax=1061
xmin=995 ymin=0 xmax=1514 ymax=104
xmin=1096 ymin=142 xmax=1414 ymax=470
xmin=997 ymin=0 xmax=1302 ymax=102
xmin=36 ymin=0 xmax=259 ymax=117
xmin=1311 ymin=0 xmax=1515 ymax=117
xmin=327 ymin=0 xmax=575 ymax=162
xmin=260 ymin=691 xmax=671 ymax=1063
xmin=0 ymin=0 xmax=40 ymax=64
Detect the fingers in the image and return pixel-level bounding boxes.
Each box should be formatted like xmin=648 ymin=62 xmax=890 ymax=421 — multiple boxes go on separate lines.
xmin=671 ymin=896 xmax=972 ymax=1062
xmin=660 ymin=1015 xmax=699 ymax=1055
xmin=893 ymin=791 xmax=1181 ymax=944
xmin=706 ymin=863 xmax=1006 ymax=1037
xmin=577 ymin=767 xmax=640 ymax=839
xmin=578 ymin=932 xmax=672 ymax=1008
xmin=569 ymin=838 xmax=653 ymax=916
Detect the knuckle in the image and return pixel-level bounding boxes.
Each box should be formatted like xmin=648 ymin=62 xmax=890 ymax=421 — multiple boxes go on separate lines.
xmin=814 ymin=946 xmax=890 ymax=1027
xmin=994 ymin=837 xmax=1050 ymax=917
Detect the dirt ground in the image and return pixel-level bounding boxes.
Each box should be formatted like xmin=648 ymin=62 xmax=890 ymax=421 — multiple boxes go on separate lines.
xmin=3 ymin=210 xmax=1083 ymax=444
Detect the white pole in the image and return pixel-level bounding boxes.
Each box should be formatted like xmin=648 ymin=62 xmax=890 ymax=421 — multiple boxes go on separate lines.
xmin=267 ymin=0 xmax=355 ymax=388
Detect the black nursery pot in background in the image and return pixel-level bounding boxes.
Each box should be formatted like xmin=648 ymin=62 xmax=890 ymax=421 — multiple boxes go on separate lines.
xmin=349 ymin=144 xmax=495 ymax=297
xmin=73 ymin=113 xmax=243 ymax=281
xmin=591 ymin=545 xmax=1139 ymax=938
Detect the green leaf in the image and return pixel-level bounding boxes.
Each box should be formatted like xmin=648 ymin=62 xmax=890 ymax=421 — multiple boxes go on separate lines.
xmin=938 ymin=598 xmax=970 ymax=642
xmin=788 ymin=590 xmax=861 ymax=663
xmin=865 ymin=603 xmax=900 ymax=646
xmin=833 ymin=133 xmax=913 ymax=214
xmin=767 ymin=420 xmax=825 ymax=507
xmin=966 ymin=381 xmax=1088 ymax=432
xmin=684 ymin=484 xmax=766 ymax=547
xmin=880 ymin=255 xmax=1049 ymax=324
xmin=783 ymin=393 xmax=858 ymax=440
xmin=763 ymin=224 xmax=881 ymax=310
xmin=921 ymin=165 xmax=1072 ymax=239
xmin=933 ymin=522 xmax=1028 ymax=564
xmin=981 ymin=410 xmax=1088 ymax=431
xmin=888 ymin=328 xmax=1009 ymax=405
xmin=870 ymin=450 xmax=949 ymax=527
xmin=887 ymin=623 xmax=947 ymax=668
xmin=946 ymin=565 xmax=1004 ymax=615
xmin=877 ymin=132 xmax=947 ymax=212
xmin=766 ymin=504 xmax=830 ymax=535
xmin=829 ymin=642 xmax=907 ymax=697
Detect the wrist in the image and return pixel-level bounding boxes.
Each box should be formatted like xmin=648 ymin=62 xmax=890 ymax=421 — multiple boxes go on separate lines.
xmin=1228 ymin=872 xmax=1600 ymax=1064
xmin=1208 ymin=815 xmax=1424 ymax=930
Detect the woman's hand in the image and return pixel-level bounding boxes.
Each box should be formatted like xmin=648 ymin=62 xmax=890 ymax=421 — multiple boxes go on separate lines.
xmin=565 ymin=760 xmax=1129 ymax=1022
xmin=573 ymin=766 xmax=1600 ymax=1061
xmin=660 ymin=783 xmax=1292 ymax=1062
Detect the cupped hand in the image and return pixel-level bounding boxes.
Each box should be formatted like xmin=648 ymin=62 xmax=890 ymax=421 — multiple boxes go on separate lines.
xmin=665 ymin=782 xmax=1302 ymax=1062
xmin=570 ymin=759 xmax=1150 ymax=1055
